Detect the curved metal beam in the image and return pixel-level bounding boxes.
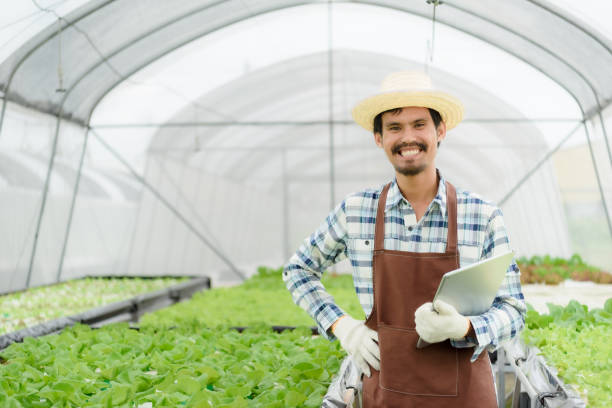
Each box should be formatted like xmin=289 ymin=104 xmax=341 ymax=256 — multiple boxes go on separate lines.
xmin=529 ymin=0 xmax=612 ymax=165
xmin=90 ymin=117 xmax=580 ymax=128
xmin=443 ymin=0 xmax=611 ymax=165
xmin=5 ymin=0 xmax=606 ymax=133
xmin=3 ymin=0 xmax=604 ymax=136
xmin=527 ymin=0 xmax=612 ymax=55
xmin=0 ymin=0 xmax=115 ymax=136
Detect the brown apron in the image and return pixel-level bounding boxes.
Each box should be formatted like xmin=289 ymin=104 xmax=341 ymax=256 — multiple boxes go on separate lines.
xmin=362 ymin=181 xmax=497 ymax=408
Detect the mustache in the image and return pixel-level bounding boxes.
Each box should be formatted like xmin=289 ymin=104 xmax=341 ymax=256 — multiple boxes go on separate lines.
xmin=392 ymin=142 xmax=427 ymax=155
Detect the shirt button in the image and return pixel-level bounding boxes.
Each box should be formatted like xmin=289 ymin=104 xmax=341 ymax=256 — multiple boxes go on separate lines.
xmin=407 ymin=226 xmax=414 ymax=232
xmin=364 ymin=240 xmax=370 ymax=246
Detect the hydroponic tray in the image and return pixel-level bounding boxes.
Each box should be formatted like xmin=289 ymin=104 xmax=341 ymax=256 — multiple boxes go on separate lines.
xmin=0 ymin=276 xmax=210 ymax=350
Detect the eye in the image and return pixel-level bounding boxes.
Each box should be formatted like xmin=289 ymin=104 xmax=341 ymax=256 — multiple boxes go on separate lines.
xmin=388 ymin=125 xmax=401 ymax=131
xmin=415 ymin=122 xmax=425 ymax=128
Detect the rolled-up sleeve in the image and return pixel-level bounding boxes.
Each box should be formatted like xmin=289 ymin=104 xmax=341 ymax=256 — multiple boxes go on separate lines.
xmin=283 ymin=199 xmax=349 ymax=340
xmin=452 ymin=208 xmax=527 ymax=362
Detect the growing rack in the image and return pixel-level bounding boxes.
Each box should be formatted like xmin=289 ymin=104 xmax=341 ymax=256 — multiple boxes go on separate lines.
xmin=0 ymin=276 xmax=210 ymax=350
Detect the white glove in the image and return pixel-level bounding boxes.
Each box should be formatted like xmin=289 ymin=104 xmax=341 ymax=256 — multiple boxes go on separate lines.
xmin=414 ymin=300 xmax=470 ymax=344
xmin=332 ymin=316 xmax=380 ymax=377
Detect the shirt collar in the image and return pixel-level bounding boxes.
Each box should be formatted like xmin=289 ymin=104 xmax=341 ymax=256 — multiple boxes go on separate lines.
xmin=385 ymin=169 xmax=447 ymax=218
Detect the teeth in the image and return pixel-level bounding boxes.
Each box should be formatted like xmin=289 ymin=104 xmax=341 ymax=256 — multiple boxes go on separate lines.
xmin=400 ymin=149 xmax=420 ymax=157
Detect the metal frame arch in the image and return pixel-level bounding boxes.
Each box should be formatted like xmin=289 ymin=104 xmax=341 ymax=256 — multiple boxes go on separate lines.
xmin=0 ymin=0 xmax=116 ymax=135
xmin=2 ymin=0 xmax=610 ymax=137
xmin=3 ymin=0 xmax=610 ymax=133
xmin=7 ymin=0 xmax=612 ymax=282
xmin=528 ymin=0 xmax=612 ymax=56
xmin=82 ymin=4 xmax=318 ymax=126
xmin=526 ymin=0 xmax=612 ymax=165
xmin=442 ymin=1 xmax=611 ymax=164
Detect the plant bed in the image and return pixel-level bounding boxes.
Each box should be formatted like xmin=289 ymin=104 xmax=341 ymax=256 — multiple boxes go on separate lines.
xmin=523 ymin=298 xmax=612 ymax=407
xmin=0 ymin=323 xmax=344 ymax=407
xmin=517 ymin=254 xmax=612 ymax=285
xmin=139 ymin=267 xmax=363 ymax=330
xmin=0 ymin=277 xmax=196 ymax=335
xmin=0 ymin=277 xmax=210 ymax=349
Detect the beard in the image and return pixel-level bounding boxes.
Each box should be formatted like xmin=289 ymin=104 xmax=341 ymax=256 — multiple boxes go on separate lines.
xmin=394 ymin=162 xmax=427 ymax=175
xmin=391 ymin=141 xmax=428 ymax=175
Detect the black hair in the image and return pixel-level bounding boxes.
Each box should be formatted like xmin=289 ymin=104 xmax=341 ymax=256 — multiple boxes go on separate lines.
xmin=373 ymin=107 xmax=442 ymax=134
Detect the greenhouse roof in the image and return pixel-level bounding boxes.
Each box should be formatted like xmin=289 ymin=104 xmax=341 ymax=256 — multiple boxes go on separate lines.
xmin=0 ymin=0 xmax=611 ymax=128
xmin=1 ymin=0 xmax=611 ymax=290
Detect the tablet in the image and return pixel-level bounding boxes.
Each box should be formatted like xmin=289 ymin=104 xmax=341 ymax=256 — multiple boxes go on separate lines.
xmin=433 ymin=250 xmax=514 ymax=316
xmin=416 ymin=250 xmax=514 ymax=349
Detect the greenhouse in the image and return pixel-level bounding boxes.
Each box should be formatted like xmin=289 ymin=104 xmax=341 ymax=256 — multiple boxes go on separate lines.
xmin=0 ymin=0 xmax=611 ymax=407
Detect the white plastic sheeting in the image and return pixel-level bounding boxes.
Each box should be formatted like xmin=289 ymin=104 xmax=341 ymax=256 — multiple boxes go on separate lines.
xmin=0 ymin=1 xmax=611 ymax=291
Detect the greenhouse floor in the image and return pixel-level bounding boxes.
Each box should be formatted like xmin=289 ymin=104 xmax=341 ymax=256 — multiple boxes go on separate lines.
xmin=522 ymin=280 xmax=612 ymax=313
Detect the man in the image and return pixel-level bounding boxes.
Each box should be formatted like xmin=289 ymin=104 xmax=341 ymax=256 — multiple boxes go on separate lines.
xmin=283 ymin=71 xmax=526 ymax=407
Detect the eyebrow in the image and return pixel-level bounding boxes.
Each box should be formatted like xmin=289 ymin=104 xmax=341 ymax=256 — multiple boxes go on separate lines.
xmin=384 ymin=118 xmax=428 ymax=127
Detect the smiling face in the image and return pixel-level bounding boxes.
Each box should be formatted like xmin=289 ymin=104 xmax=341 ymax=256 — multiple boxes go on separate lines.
xmin=374 ymin=107 xmax=446 ymax=177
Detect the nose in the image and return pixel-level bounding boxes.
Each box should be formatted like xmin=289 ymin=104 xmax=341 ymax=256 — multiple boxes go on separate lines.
xmin=398 ymin=126 xmax=420 ymax=140
xmin=398 ymin=129 xmax=420 ymax=145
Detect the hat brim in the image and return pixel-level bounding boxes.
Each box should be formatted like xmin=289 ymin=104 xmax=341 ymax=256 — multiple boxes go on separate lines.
xmin=351 ymin=91 xmax=464 ymax=132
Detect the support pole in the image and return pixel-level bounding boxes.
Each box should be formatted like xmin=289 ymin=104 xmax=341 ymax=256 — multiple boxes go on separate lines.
xmin=90 ymin=129 xmax=245 ymax=280
xmin=56 ymin=126 xmax=91 ymax=282
xmin=282 ymin=148 xmax=290 ymax=262
xmin=25 ymin=110 xmax=64 ymax=288
xmin=327 ymin=0 xmax=335 ymax=210
xmin=596 ymin=110 xmax=612 ymax=165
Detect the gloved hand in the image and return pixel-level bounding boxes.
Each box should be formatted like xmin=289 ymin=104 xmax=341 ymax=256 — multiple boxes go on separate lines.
xmin=332 ymin=316 xmax=380 ymax=377
xmin=414 ymin=300 xmax=470 ymax=344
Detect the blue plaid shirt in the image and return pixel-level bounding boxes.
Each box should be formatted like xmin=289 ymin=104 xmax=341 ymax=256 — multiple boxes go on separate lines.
xmin=283 ymin=171 xmax=526 ymax=361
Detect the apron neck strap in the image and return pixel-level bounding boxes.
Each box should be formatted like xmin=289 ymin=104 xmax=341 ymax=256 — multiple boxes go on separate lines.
xmin=374 ymin=180 xmax=459 ymax=253
xmin=374 ymin=183 xmax=392 ymax=251
xmin=445 ymin=181 xmax=458 ymax=254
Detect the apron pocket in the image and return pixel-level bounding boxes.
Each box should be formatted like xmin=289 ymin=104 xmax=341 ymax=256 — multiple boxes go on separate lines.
xmin=378 ymin=325 xmax=458 ymax=396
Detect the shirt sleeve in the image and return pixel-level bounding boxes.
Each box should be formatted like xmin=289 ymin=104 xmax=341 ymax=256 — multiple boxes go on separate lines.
xmin=451 ymin=207 xmax=527 ymax=362
xmin=282 ymin=199 xmax=349 ymax=340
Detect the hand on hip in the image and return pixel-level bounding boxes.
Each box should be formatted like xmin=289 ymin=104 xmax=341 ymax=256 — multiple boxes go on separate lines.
xmin=333 ymin=316 xmax=380 ymax=377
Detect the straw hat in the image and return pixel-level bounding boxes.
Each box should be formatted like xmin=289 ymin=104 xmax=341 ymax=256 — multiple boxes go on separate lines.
xmin=352 ymin=71 xmax=464 ymax=131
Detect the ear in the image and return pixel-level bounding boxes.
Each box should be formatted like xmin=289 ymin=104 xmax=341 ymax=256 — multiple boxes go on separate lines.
xmin=436 ymin=121 xmax=447 ymax=145
xmin=374 ymin=131 xmax=383 ymax=148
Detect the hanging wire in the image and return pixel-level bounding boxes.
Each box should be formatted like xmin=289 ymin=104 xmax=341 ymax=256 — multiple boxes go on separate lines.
xmin=30 ymin=0 xmax=66 ymax=92
xmin=55 ymin=17 xmax=66 ymax=93
xmin=425 ymin=0 xmax=442 ymax=74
